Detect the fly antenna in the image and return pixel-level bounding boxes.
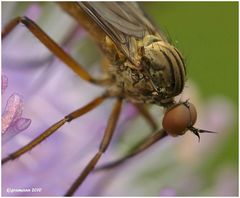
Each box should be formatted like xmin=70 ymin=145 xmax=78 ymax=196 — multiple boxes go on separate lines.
xmin=188 ymin=126 xmax=217 ymax=142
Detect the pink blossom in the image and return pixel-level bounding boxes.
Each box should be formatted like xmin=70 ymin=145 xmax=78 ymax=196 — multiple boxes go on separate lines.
xmin=2 ymin=75 xmax=31 ymax=144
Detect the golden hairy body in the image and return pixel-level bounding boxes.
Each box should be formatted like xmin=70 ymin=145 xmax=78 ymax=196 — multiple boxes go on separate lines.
xmin=60 ymin=2 xmax=186 ymax=107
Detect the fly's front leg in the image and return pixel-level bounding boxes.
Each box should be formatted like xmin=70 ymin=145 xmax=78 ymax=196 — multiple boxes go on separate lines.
xmin=94 ymin=129 xmax=168 ymax=171
xmin=2 ymin=16 xmax=110 ymax=85
xmin=65 ymin=98 xmax=123 ymax=196
xmin=2 ymin=93 xmax=108 ymax=165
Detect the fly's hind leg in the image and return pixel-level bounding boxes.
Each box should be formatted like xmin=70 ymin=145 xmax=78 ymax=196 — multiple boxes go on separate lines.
xmin=2 ymin=16 xmax=110 ymax=85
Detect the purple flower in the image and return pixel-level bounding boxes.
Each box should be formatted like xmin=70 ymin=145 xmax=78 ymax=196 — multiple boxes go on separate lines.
xmin=159 ymin=187 xmax=176 ymax=196
xmin=2 ymin=3 xmax=140 ymax=196
xmin=2 ymin=74 xmax=8 ymax=94
xmin=2 ymin=75 xmax=31 ymax=144
xmin=2 ymin=2 xmax=237 ymax=197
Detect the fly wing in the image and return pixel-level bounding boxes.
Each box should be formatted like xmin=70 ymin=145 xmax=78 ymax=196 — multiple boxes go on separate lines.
xmin=78 ymin=2 xmax=168 ymax=65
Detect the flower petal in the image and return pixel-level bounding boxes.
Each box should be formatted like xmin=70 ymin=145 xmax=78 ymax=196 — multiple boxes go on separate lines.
xmin=2 ymin=94 xmax=23 ymax=134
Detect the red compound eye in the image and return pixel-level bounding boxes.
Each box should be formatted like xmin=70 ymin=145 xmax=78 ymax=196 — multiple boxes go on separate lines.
xmin=162 ymin=101 xmax=216 ymax=141
xmin=162 ymin=101 xmax=197 ymax=136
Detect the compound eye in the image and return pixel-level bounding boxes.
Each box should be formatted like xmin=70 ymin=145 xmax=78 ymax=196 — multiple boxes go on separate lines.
xmin=162 ymin=102 xmax=197 ymax=136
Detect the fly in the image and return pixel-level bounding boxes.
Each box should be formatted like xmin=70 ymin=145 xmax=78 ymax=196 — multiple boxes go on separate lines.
xmin=2 ymin=2 xmax=215 ymax=196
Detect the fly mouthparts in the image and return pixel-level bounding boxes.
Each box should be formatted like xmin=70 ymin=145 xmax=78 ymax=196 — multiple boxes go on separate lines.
xmin=188 ymin=126 xmax=217 ymax=142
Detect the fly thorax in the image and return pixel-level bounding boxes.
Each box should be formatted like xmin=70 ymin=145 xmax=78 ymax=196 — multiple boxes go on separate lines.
xmin=107 ymin=35 xmax=186 ymax=107
xmin=104 ymin=36 xmax=126 ymax=63
xmin=141 ymin=36 xmax=186 ymax=100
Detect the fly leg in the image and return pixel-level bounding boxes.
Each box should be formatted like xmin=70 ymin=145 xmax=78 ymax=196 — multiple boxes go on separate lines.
xmin=65 ymin=98 xmax=123 ymax=196
xmin=2 ymin=16 xmax=110 ymax=85
xmin=2 ymin=93 xmax=108 ymax=165
xmin=94 ymin=129 xmax=168 ymax=171
xmin=133 ymin=103 xmax=158 ymax=131
xmin=91 ymin=103 xmax=159 ymax=172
